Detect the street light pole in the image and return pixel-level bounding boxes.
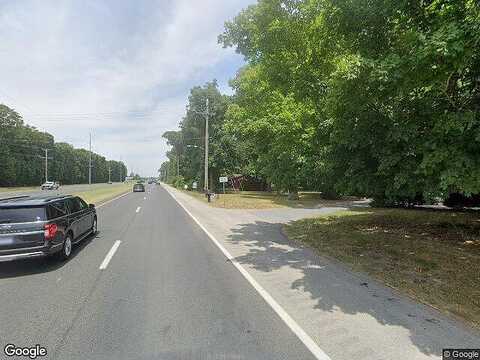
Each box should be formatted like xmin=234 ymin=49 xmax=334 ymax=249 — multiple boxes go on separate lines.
xmin=204 ymin=98 xmax=209 ymax=193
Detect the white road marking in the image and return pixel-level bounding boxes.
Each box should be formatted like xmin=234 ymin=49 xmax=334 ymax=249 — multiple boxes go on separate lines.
xmin=143 ymin=197 xmax=146 ymax=200
xmin=97 ymin=191 xmax=131 ymax=208
xmin=162 ymin=185 xmax=332 ymax=360
xmin=136 ymin=206 xmax=141 ymax=213
xmin=99 ymin=241 xmax=121 ymax=270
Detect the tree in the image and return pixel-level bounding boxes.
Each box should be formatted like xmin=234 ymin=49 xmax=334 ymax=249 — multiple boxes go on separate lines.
xmin=0 ymin=104 xmax=127 ymax=186
xmin=219 ymin=0 xmax=480 ymax=204
xmin=162 ymin=81 xmax=244 ymax=191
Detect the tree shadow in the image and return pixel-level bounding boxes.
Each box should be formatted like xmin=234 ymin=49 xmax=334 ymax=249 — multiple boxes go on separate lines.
xmin=230 ymin=192 xmax=365 ymax=209
xmin=0 ymin=231 xmax=100 ymax=279
xmin=226 ymin=220 xmax=478 ymax=358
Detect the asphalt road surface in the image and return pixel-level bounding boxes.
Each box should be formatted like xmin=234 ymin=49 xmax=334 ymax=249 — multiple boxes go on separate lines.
xmin=0 ymin=184 xmax=318 ymax=360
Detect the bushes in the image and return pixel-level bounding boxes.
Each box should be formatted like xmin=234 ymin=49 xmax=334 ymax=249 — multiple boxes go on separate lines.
xmin=171 ymin=176 xmax=186 ymax=189
xmin=444 ymin=193 xmax=480 ymax=208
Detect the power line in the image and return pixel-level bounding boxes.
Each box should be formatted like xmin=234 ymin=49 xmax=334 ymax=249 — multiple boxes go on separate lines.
xmin=21 ymin=108 xmax=179 ymax=118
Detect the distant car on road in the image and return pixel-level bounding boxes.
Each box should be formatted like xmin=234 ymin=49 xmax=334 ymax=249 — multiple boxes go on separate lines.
xmin=133 ymin=183 xmax=145 ymax=192
xmin=41 ymin=181 xmax=59 ymax=190
xmin=0 ymin=194 xmax=97 ymax=262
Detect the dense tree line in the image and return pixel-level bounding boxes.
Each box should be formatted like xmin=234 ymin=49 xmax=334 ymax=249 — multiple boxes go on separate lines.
xmin=160 ymin=81 xmax=246 ymax=191
xmin=163 ymin=0 xmax=480 ymax=205
xmin=0 ymin=104 xmax=127 ymax=186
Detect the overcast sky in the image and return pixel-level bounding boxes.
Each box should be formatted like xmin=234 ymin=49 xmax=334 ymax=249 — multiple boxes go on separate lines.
xmin=0 ymin=0 xmax=253 ymax=176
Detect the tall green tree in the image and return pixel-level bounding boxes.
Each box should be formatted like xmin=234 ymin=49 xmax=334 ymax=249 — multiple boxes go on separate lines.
xmin=220 ymin=0 xmax=480 ymax=204
xmin=0 ymin=104 xmax=127 ymax=186
xmin=163 ymin=81 xmax=244 ymax=191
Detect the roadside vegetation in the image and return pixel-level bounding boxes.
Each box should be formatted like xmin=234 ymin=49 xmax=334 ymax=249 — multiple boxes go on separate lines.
xmin=160 ymin=0 xmax=480 ymax=208
xmin=183 ymin=189 xmax=358 ymax=209
xmin=72 ymin=183 xmax=132 ymax=205
xmin=284 ymin=209 xmax=480 ymax=328
xmin=0 ymin=186 xmax=39 ymax=193
xmin=0 ymin=104 xmax=127 ymax=187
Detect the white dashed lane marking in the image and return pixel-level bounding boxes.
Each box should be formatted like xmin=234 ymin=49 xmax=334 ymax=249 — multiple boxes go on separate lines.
xmin=99 ymin=241 xmax=121 ymax=270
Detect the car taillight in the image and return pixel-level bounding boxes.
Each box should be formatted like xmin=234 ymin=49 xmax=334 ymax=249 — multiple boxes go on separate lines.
xmin=44 ymin=223 xmax=58 ymax=240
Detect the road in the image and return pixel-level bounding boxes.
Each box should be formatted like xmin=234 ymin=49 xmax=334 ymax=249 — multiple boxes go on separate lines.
xmin=0 ymin=184 xmax=318 ymax=360
xmin=0 ymin=183 xmax=123 ymax=199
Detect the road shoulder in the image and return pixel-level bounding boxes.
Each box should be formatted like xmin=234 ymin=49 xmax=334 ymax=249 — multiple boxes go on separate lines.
xmin=162 ymin=183 xmax=480 ymax=360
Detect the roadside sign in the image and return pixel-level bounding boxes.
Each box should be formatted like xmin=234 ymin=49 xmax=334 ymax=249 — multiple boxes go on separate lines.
xmin=192 ymin=182 xmax=198 ymax=189
xmin=219 ymin=176 xmax=228 ymax=183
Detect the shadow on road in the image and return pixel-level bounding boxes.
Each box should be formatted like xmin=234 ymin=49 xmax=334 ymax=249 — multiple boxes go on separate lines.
xmin=0 ymin=231 xmax=100 ymax=279
xmin=226 ymin=221 xmax=475 ymax=358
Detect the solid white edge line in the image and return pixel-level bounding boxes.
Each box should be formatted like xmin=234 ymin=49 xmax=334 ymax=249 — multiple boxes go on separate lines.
xmin=161 ymin=184 xmax=332 ymax=360
xmin=136 ymin=206 xmax=141 ymax=213
xmin=97 ymin=191 xmax=131 ymax=208
xmin=99 ymin=240 xmax=121 ymax=270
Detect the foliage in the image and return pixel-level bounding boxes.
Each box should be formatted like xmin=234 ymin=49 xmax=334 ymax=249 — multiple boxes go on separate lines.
xmin=162 ymin=1 xmax=479 ymax=204
xmin=172 ymin=175 xmax=186 ymax=189
xmin=219 ymin=0 xmax=480 ymax=205
xmin=0 ymin=104 xmax=127 ymax=186
xmin=161 ymin=81 xmax=247 ymax=191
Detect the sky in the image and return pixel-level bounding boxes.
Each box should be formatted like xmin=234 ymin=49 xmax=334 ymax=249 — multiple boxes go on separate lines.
xmin=0 ymin=0 xmax=254 ymax=176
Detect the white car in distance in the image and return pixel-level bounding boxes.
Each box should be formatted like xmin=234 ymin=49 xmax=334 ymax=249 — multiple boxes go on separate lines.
xmin=41 ymin=181 xmax=60 ymax=190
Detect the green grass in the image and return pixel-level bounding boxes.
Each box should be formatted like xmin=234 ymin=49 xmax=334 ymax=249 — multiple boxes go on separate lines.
xmin=0 ymin=186 xmax=38 ymax=193
xmin=284 ymin=208 xmax=480 ymax=328
xmin=182 ymin=190 xmax=356 ymax=209
xmin=72 ymin=183 xmax=132 ymax=205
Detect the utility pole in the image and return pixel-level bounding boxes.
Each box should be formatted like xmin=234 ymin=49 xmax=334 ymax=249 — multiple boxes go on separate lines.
xmin=176 ymin=154 xmax=180 ymax=176
xmin=41 ymin=149 xmax=53 ymax=182
xmin=88 ymin=133 xmax=92 ymax=185
xmin=108 ymin=165 xmax=112 ymax=183
xmin=204 ymin=97 xmax=209 ymax=193
xmin=119 ymin=156 xmax=123 ymax=182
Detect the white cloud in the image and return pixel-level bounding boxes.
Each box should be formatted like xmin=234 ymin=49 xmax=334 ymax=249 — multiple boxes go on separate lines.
xmin=0 ymin=0 xmax=253 ymax=176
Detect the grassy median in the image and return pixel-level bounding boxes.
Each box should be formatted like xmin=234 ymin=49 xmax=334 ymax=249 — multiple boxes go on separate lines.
xmin=284 ymin=208 xmax=480 ymax=328
xmin=183 ymin=190 xmax=356 ymax=209
xmin=72 ymin=183 xmax=132 ymax=205
xmin=0 ymin=186 xmax=38 ymax=193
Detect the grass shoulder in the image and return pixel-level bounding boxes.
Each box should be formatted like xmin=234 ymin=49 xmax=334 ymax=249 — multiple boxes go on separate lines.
xmin=0 ymin=186 xmax=38 ymax=193
xmin=284 ymin=208 xmax=480 ymax=328
xmin=73 ymin=183 xmax=132 ymax=205
xmin=181 ymin=189 xmax=359 ymax=209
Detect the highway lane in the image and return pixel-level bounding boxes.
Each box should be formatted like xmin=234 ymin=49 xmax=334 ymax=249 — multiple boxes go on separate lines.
xmin=0 ymin=185 xmax=318 ymax=360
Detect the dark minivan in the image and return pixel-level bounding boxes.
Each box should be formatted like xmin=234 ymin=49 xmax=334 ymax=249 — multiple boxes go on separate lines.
xmin=133 ymin=183 xmax=145 ymax=192
xmin=0 ymin=194 xmax=97 ymax=262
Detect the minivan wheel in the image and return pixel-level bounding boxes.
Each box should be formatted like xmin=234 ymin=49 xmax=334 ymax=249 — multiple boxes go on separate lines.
xmin=58 ymin=234 xmax=73 ymax=261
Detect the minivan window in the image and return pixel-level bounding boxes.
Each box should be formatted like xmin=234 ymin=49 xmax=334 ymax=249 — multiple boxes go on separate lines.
xmin=77 ymin=197 xmax=88 ymax=210
xmin=65 ymin=198 xmax=81 ymax=213
xmin=0 ymin=207 xmax=46 ymax=224
xmin=47 ymin=201 xmax=67 ymax=219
